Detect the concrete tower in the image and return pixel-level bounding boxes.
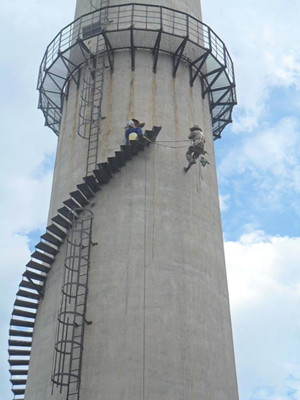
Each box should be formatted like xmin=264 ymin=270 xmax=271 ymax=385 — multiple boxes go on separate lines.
xmin=8 ymin=1 xmax=238 ymax=399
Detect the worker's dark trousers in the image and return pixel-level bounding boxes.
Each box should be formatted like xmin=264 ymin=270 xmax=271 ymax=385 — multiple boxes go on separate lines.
xmin=186 ymin=145 xmax=204 ymax=165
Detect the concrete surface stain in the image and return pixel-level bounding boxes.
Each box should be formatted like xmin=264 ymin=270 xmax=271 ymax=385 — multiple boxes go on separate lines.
xmin=103 ymin=71 xmax=113 ymax=160
xmin=151 ymin=72 xmax=157 ymax=260
xmin=172 ymin=78 xmax=180 ymax=164
xmin=151 ymin=73 xmax=157 ymax=126
xmin=127 ymin=72 xmax=135 ymax=120
xmin=189 ymin=86 xmax=195 ymax=126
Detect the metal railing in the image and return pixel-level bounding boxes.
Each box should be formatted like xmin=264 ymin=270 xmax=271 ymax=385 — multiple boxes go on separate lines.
xmin=37 ymin=3 xmax=237 ymax=139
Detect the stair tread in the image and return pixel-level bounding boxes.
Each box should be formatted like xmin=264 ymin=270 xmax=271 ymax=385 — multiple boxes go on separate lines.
xmin=35 ymin=241 xmax=58 ymax=256
xmin=12 ymin=308 xmax=36 ymax=319
xmin=10 ymin=318 xmax=35 ymax=328
xmin=83 ymin=175 xmax=101 ymax=192
xmin=16 ymin=288 xmax=40 ymax=301
xmin=77 ymin=183 xmax=94 ymax=199
xmin=70 ymin=190 xmax=89 ymax=207
xmin=9 ymin=329 xmax=33 ymax=338
xmin=41 ymin=232 xmax=62 ymax=247
xmin=23 ymin=269 xmax=47 ymax=282
xmin=52 ymin=214 xmax=72 ymax=229
xmin=26 ymin=260 xmax=50 ymax=274
xmin=19 ymin=279 xmax=43 ymax=293
xmin=31 ymin=250 xmax=54 ymax=265
xmin=46 ymin=224 xmax=67 ymax=239
xmin=9 ymin=359 xmax=30 ymax=366
xmin=10 ymin=369 xmax=28 ymax=375
xmin=9 ymin=348 xmax=31 ymax=356
xmin=57 ymin=206 xmax=75 ymax=221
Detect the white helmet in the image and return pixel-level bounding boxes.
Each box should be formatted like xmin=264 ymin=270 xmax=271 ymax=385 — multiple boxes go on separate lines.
xmin=126 ymin=120 xmax=135 ymax=128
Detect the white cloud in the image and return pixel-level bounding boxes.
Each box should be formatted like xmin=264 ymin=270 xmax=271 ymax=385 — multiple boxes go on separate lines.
xmin=219 ymin=193 xmax=231 ymax=212
xmin=202 ymin=0 xmax=300 ymax=132
xmin=225 ymin=231 xmax=300 ymax=399
xmin=218 ymin=116 xmax=300 ymax=214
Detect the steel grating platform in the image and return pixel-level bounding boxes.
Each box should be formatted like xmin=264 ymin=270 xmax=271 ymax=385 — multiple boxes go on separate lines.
xmin=37 ymin=3 xmax=236 ymax=139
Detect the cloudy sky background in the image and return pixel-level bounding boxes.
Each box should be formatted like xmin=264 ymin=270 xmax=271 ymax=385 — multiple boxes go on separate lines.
xmin=1 ymin=1 xmax=300 ymax=399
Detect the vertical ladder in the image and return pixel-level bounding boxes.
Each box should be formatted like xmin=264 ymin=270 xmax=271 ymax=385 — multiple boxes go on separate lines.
xmin=78 ymin=0 xmax=110 ymax=176
xmin=52 ymin=210 xmax=94 ymax=400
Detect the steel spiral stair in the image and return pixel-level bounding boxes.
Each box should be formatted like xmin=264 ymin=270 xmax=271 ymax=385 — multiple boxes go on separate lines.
xmin=8 ymin=126 xmax=161 ymax=400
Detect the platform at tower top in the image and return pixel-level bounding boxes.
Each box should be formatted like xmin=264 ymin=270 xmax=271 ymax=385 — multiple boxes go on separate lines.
xmin=37 ymin=2 xmax=237 ymax=140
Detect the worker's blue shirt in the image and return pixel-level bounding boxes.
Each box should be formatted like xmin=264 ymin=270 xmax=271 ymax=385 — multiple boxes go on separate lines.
xmin=125 ymin=127 xmax=142 ymax=144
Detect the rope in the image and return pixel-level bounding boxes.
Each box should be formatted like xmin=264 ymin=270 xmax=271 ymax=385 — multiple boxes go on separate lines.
xmin=156 ymin=139 xmax=190 ymax=143
xmin=144 ymin=136 xmax=190 ymax=149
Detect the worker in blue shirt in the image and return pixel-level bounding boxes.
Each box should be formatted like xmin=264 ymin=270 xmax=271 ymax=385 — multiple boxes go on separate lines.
xmin=125 ymin=119 xmax=145 ymax=144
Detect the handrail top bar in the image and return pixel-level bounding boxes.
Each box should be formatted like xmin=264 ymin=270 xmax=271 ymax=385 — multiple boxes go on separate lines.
xmin=38 ymin=2 xmax=234 ymax=82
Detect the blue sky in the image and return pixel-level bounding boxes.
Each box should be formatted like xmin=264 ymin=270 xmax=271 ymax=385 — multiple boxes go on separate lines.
xmin=1 ymin=1 xmax=300 ymax=399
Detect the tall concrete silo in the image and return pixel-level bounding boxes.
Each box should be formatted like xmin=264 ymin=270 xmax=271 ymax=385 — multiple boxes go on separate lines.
xmin=8 ymin=1 xmax=238 ymax=399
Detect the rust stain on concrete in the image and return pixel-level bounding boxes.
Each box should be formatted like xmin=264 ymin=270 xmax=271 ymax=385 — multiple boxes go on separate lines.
xmin=172 ymin=78 xmax=180 ymax=164
xmin=189 ymin=86 xmax=195 ymax=127
xmin=127 ymin=72 xmax=135 ymax=119
xmin=103 ymin=71 xmax=114 ymax=160
xmin=151 ymin=72 xmax=157 ymax=126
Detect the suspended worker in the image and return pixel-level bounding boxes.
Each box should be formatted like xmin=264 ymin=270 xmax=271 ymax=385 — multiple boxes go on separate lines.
xmin=184 ymin=124 xmax=209 ymax=173
xmin=125 ymin=118 xmax=145 ymax=145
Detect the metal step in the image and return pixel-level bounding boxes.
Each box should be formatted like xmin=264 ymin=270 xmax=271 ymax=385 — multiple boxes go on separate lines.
xmin=63 ymin=198 xmax=83 ymax=213
xmin=46 ymin=224 xmax=67 ymax=239
xmin=115 ymin=151 xmax=127 ymax=166
xmin=10 ymin=378 xmax=27 ymax=385
xmin=26 ymin=260 xmax=50 ymax=274
xmin=19 ymin=279 xmax=43 ymax=294
xmin=57 ymin=206 xmax=76 ymax=222
xmin=14 ymin=298 xmax=38 ymax=309
xmin=130 ymin=140 xmax=139 ymax=154
xmin=83 ymin=175 xmax=101 ymax=192
xmin=12 ymin=308 xmax=36 ymax=319
xmin=12 ymin=387 xmax=25 ymax=395
xmin=52 ymin=214 xmax=72 ymax=229
xmin=70 ymin=190 xmax=89 ymax=207
xmin=8 ymin=349 xmax=31 ymax=356
xmin=120 ymin=145 xmax=132 ymax=160
xmin=93 ymin=165 xmax=110 ymax=184
xmin=9 ymin=329 xmax=33 ymax=338
xmin=9 ymin=339 xmax=32 ymax=347
xmin=10 ymin=368 xmax=28 ymax=375
xmin=77 ymin=183 xmax=95 ymax=199
xmin=41 ymin=232 xmax=62 ymax=247
xmin=10 ymin=318 xmax=34 ymax=328
xmin=98 ymin=162 xmax=114 ymax=178
xmin=9 ymin=359 xmax=30 ymax=366
xmin=16 ymin=288 xmax=40 ymax=301
xmin=107 ymin=156 xmax=121 ymax=172
xmin=35 ymin=241 xmax=58 ymax=256
xmin=31 ymin=250 xmax=54 ymax=265
xmin=23 ymin=269 xmax=47 ymax=283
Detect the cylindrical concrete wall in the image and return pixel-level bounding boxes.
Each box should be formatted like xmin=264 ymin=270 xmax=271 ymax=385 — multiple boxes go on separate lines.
xmin=25 ymin=1 xmax=238 ymax=399
xmin=75 ymin=0 xmax=202 ymax=20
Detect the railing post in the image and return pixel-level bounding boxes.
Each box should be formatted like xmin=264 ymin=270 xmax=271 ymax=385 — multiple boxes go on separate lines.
xmin=131 ymin=3 xmax=134 ymax=26
xmin=208 ymin=28 xmax=212 ymax=52
xmin=186 ymin=14 xmax=189 ymax=37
